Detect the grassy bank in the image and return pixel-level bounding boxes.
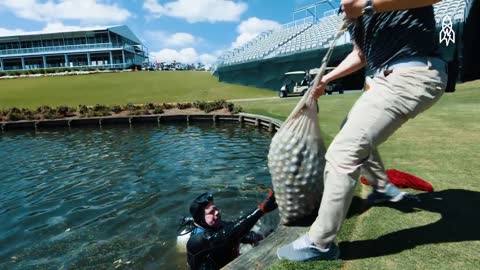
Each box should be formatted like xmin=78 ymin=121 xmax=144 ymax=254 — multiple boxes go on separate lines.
xmin=0 ymin=71 xmax=275 ymax=109
xmin=236 ymin=80 xmax=480 ymax=270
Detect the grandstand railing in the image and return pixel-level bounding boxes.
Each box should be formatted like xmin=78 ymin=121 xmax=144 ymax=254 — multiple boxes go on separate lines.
xmin=323 ymin=9 xmax=338 ymax=17
xmin=282 ymin=16 xmax=314 ymax=29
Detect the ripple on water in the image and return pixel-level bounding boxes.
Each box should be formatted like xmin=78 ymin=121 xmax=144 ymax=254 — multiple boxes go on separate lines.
xmin=0 ymin=123 xmax=278 ymax=269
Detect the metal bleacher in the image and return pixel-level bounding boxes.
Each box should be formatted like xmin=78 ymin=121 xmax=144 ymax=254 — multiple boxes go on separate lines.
xmin=218 ymin=0 xmax=468 ymax=67
xmin=219 ymin=14 xmax=341 ymax=66
xmin=434 ymin=0 xmax=467 ymax=23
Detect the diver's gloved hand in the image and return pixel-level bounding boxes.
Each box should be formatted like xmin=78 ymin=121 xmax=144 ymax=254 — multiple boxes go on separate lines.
xmin=258 ymin=190 xmax=277 ymax=213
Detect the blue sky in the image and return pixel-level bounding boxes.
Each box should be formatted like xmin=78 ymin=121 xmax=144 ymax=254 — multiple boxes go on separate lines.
xmin=0 ymin=0 xmax=340 ymax=65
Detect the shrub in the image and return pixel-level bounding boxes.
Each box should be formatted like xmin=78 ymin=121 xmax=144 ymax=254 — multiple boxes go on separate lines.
xmin=111 ymin=105 xmax=123 ymax=114
xmin=93 ymin=104 xmax=110 ymax=112
xmin=232 ymin=106 xmax=243 ymax=114
xmin=21 ymin=108 xmax=35 ymax=120
xmin=128 ymin=109 xmax=150 ymax=116
xmin=153 ymin=107 xmax=164 ymax=114
xmin=42 ymin=110 xmax=58 ymax=119
xmin=8 ymin=107 xmax=22 ymax=115
xmin=145 ymin=102 xmax=156 ymax=110
xmin=56 ymin=105 xmax=75 ymax=116
xmin=162 ymin=103 xmax=175 ymax=109
xmin=124 ymin=103 xmax=139 ymax=111
xmin=193 ymin=100 xmax=206 ymax=110
xmin=8 ymin=112 xmax=24 ymax=121
xmin=78 ymin=104 xmax=89 ymax=115
xmin=176 ymin=102 xmax=193 ymax=110
xmin=0 ymin=71 xmax=6 ymax=77
xmin=86 ymin=110 xmax=111 ymax=117
xmin=36 ymin=105 xmax=53 ymax=114
xmin=224 ymin=102 xmax=235 ymax=112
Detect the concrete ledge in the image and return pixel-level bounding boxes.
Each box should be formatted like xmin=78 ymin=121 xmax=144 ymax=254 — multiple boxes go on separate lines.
xmin=69 ymin=118 xmax=103 ymax=127
xmin=2 ymin=121 xmax=35 ymax=130
xmin=35 ymin=119 xmax=70 ymax=128
xmin=222 ymin=226 xmax=308 ymax=270
xmin=0 ymin=113 xmax=284 ymax=133
xmin=99 ymin=117 xmax=131 ymax=125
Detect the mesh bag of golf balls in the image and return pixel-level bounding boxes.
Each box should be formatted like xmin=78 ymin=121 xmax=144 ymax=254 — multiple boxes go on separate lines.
xmin=268 ymin=92 xmax=326 ymax=225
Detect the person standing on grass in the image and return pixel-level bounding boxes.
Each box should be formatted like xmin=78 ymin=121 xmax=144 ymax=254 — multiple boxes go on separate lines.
xmin=277 ymin=0 xmax=449 ymax=261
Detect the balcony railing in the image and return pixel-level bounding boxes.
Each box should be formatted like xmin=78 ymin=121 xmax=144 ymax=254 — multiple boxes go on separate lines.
xmin=1 ymin=63 xmax=130 ymax=72
xmin=0 ymin=43 xmax=123 ymax=57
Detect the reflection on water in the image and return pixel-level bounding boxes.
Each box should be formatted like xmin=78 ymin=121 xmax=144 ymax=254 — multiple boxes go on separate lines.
xmin=0 ymin=123 xmax=278 ymax=269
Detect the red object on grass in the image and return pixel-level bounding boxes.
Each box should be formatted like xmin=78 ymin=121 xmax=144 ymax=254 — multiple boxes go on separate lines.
xmin=360 ymin=169 xmax=434 ymax=192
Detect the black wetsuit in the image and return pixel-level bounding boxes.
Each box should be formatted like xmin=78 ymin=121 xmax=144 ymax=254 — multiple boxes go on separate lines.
xmin=186 ymin=208 xmax=264 ymax=270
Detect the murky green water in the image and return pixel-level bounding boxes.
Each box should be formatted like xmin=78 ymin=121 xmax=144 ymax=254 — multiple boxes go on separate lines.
xmin=0 ymin=123 xmax=278 ymax=269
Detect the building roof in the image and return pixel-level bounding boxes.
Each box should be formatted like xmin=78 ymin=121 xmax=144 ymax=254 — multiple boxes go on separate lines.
xmin=0 ymin=25 xmax=142 ymax=45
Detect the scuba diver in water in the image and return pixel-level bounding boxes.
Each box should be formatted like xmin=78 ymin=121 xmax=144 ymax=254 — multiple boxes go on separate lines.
xmin=178 ymin=191 xmax=277 ymax=270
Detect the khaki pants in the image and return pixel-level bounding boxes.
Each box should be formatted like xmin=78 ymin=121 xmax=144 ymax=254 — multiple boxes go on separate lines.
xmin=309 ymin=62 xmax=448 ymax=245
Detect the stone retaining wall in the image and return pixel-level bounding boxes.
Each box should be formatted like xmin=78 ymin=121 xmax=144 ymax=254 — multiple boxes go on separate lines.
xmin=0 ymin=113 xmax=284 ymax=133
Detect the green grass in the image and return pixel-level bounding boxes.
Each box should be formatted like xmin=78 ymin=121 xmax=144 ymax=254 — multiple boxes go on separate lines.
xmin=0 ymin=71 xmax=275 ymax=109
xmin=236 ymin=80 xmax=480 ymax=270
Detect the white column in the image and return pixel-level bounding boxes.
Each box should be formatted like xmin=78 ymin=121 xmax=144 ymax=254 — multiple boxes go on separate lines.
xmin=109 ymin=51 xmax=113 ymax=67
xmin=0 ymin=58 xmax=3 ymax=71
xmin=42 ymin=55 xmax=47 ymax=68
xmin=64 ymin=54 xmax=68 ymax=67
xmin=21 ymin=57 xmax=25 ymax=70
xmin=121 ymin=50 xmax=125 ymax=68
xmin=87 ymin=52 xmax=91 ymax=67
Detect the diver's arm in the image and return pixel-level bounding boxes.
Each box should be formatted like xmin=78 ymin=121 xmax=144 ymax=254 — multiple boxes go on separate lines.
xmin=240 ymin=231 xmax=264 ymax=245
xmin=192 ymin=191 xmax=276 ymax=246
xmin=205 ymin=208 xmax=264 ymax=245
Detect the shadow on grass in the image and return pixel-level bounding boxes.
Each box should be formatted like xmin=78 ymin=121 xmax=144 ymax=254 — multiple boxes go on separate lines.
xmin=340 ymin=189 xmax=480 ymax=260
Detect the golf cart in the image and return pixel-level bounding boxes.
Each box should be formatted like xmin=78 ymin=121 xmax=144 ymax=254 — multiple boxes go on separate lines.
xmin=279 ymin=68 xmax=344 ymax=98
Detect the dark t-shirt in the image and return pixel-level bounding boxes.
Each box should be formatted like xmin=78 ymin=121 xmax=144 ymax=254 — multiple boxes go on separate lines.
xmin=348 ymin=6 xmax=438 ymax=70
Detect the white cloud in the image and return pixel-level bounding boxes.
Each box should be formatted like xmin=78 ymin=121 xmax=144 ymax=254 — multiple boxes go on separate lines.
xmin=166 ymin=33 xmax=196 ymax=47
xmin=143 ymin=0 xmax=247 ymax=23
xmin=232 ymin=17 xmax=281 ymax=48
xmin=0 ymin=0 xmax=131 ymax=24
xmin=0 ymin=27 xmax=26 ymax=37
xmin=41 ymin=23 xmax=108 ymax=33
xmin=0 ymin=23 xmax=109 ymax=37
xmin=146 ymin=31 xmax=198 ymax=48
xmin=150 ymin=48 xmax=217 ymax=65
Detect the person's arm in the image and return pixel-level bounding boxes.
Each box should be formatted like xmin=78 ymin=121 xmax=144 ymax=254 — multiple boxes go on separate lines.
xmin=312 ymin=41 xmax=366 ymax=99
xmin=192 ymin=191 xmax=277 ymax=247
xmin=240 ymin=231 xmax=264 ymax=245
xmin=341 ymin=0 xmax=442 ymax=19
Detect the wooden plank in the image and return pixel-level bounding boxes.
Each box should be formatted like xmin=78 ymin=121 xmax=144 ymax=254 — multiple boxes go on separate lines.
xmin=222 ymin=226 xmax=308 ymax=270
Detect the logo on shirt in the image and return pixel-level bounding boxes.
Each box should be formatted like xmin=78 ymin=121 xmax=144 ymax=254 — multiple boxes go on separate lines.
xmin=439 ymin=15 xmax=455 ymax=46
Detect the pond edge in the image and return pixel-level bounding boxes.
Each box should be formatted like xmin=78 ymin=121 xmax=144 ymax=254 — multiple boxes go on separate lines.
xmin=0 ymin=113 xmax=284 ymax=133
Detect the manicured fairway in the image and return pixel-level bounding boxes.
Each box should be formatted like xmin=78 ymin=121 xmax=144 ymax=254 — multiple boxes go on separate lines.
xmin=0 ymin=71 xmax=275 ymax=109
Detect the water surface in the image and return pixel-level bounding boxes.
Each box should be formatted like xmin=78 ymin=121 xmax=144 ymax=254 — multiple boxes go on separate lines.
xmin=0 ymin=123 xmax=277 ymax=269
